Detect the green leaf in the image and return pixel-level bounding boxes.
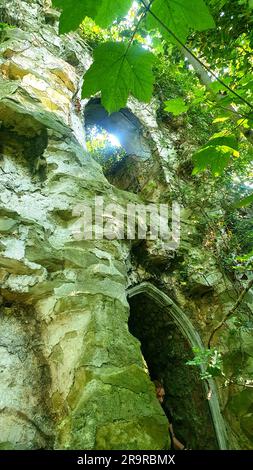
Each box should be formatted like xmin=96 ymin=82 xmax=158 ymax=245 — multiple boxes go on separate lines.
xmin=164 ymin=98 xmax=189 ymax=116
xmin=53 ymin=0 xmax=132 ymax=33
xmin=249 ymin=0 xmax=253 ymax=9
xmin=208 ymin=77 xmax=232 ymax=93
xmin=234 ymin=193 xmax=253 ymax=208
xmin=95 ymin=0 xmax=132 ymax=28
xmin=212 ymin=116 xmax=230 ymax=124
xmin=192 ymin=145 xmax=232 ymax=176
xmin=82 ymin=42 xmax=155 ymax=113
xmin=147 ymin=0 xmax=215 ymax=44
xmin=208 ymin=131 xmax=238 ymax=151
xmin=52 ymin=0 xmax=99 ymax=33
xmin=237 ymin=250 xmax=253 ymax=261
xmin=0 ymin=22 xmax=12 ymax=30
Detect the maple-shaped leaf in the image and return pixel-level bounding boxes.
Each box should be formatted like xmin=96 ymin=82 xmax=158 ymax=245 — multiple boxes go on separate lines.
xmin=147 ymin=0 xmax=215 ymax=44
xmin=192 ymin=146 xmax=233 ymax=176
xmin=95 ymin=0 xmax=132 ymax=28
xmin=53 ymin=0 xmax=132 ymax=33
xmin=82 ymin=42 xmax=155 ymax=113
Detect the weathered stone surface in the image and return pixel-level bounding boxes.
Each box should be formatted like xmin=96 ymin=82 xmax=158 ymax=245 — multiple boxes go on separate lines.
xmin=0 ymin=0 xmax=170 ymax=450
xmin=0 ymin=0 xmax=252 ymax=452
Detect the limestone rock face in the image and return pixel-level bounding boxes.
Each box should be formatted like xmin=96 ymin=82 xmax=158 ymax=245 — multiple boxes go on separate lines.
xmin=0 ymin=0 xmax=169 ymax=450
xmin=0 ymin=0 xmax=252 ymax=452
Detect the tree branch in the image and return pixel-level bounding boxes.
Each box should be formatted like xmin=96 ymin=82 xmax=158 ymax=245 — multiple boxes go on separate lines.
xmin=182 ymin=48 xmax=253 ymax=145
xmin=208 ymin=278 xmax=253 ymax=349
xmin=139 ymin=0 xmax=253 ymax=111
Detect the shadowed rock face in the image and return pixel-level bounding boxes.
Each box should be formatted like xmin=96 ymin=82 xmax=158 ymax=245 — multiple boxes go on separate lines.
xmin=0 ymin=0 xmax=252 ymax=451
xmin=128 ymin=293 xmax=218 ymax=450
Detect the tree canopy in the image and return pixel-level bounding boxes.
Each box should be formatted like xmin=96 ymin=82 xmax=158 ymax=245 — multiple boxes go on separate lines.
xmin=52 ymin=0 xmax=252 ymax=204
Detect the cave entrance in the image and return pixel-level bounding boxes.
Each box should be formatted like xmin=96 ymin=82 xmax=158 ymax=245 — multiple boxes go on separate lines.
xmin=84 ymin=98 xmax=151 ymax=192
xmin=127 ymin=282 xmax=228 ymax=450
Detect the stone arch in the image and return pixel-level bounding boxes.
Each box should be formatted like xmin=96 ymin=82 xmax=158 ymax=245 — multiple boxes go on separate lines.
xmin=84 ymin=99 xmax=164 ymax=194
xmin=127 ymin=281 xmax=228 ymax=450
xmin=84 ymin=98 xmax=151 ymax=159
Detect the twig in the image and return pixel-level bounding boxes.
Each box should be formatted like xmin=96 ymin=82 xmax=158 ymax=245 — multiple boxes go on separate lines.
xmin=208 ymin=278 xmax=253 ymax=348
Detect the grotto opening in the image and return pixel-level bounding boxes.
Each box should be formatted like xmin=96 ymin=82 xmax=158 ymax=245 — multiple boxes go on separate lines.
xmin=127 ymin=282 xmax=227 ymax=450
xmin=84 ymin=99 xmax=152 ymax=192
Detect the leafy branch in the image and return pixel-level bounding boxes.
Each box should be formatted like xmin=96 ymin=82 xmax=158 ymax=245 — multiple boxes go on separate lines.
xmin=186 ymin=347 xmax=223 ymax=380
xmin=139 ymin=0 xmax=253 ymax=111
xmin=53 ymin=0 xmax=253 ymax=121
xmin=208 ymin=278 xmax=253 ymax=349
xmin=52 ymin=0 xmax=218 ymax=112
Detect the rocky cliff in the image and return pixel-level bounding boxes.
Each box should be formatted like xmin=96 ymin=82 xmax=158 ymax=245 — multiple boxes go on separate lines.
xmin=0 ymin=0 xmax=252 ymax=450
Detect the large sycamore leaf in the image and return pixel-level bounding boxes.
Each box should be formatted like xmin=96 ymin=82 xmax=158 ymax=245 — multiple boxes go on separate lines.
xmin=192 ymin=146 xmax=233 ymax=176
xmin=52 ymin=0 xmax=99 ymax=33
xmin=208 ymin=131 xmax=238 ymax=151
xmin=192 ymin=132 xmax=238 ymax=176
xmin=82 ymin=42 xmax=155 ymax=113
xmin=53 ymin=0 xmax=132 ymax=33
xmin=95 ymin=0 xmax=132 ymax=28
xmin=147 ymin=0 xmax=215 ymax=44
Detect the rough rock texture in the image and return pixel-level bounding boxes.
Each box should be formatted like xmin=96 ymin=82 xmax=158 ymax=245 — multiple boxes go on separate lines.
xmin=0 ymin=0 xmax=169 ymax=450
xmin=0 ymin=0 xmax=252 ymax=451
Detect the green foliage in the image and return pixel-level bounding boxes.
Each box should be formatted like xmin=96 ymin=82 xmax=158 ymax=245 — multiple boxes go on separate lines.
xmin=53 ymin=0 xmax=252 ymax=186
xmin=208 ymin=132 xmax=238 ymax=151
xmin=146 ymin=0 xmax=215 ymax=43
xmin=192 ymin=0 xmax=253 ymax=69
xmin=235 ymin=249 xmax=253 ymax=272
xmin=82 ymin=41 xmax=155 ymax=113
xmin=53 ymin=0 xmax=132 ymax=33
xmin=186 ymin=347 xmax=223 ymax=380
xmin=79 ymin=18 xmax=106 ymax=49
xmin=217 ymin=202 xmax=253 ymax=272
xmin=164 ymin=98 xmax=189 ymax=116
xmin=0 ymin=23 xmax=8 ymax=30
xmin=53 ymin=0 xmax=98 ymax=33
xmin=0 ymin=22 xmax=14 ymax=31
xmin=237 ymin=250 xmax=253 ymax=262
xmin=192 ymin=146 xmax=231 ymax=176
xmin=192 ymin=132 xmax=239 ymax=176
xmin=95 ymin=0 xmax=132 ymax=28
xmin=53 ymin=0 xmax=215 ymax=113
xmin=234 ymin=193 xmax=253 ymax=208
